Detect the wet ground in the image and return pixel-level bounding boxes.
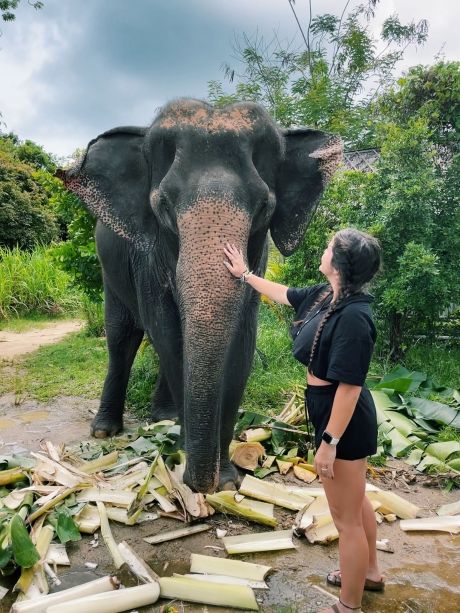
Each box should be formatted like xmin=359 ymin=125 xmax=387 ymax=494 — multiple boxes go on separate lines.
xmin=1 ymin=393 xmax=459 ymax=612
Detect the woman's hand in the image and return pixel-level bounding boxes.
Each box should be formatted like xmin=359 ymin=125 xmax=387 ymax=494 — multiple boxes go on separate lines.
xmin=223 ymin=243 xmax=248 ymax=279
xmin=314 ymin=442 xmax=337 ymax=480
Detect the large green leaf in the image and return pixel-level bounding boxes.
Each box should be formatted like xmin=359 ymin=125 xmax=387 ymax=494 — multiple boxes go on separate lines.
xmin=424 ymin=441 xmax=460 ymax=462
xmin=373 ymin=366 xmax=426 ymax=393
xmin=55 ymin=510 xmax=82 ymax=544
xmin=406 ymin=397 xmax=460 ymax=429
xmin=10 ymin=514 xmax=40 ymax=568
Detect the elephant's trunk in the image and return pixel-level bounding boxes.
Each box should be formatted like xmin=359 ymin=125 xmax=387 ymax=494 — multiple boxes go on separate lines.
xmin=176 ymin=197 xmax=250 ymax=492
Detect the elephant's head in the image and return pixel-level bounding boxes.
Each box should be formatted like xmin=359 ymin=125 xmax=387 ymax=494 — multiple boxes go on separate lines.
xmin=59 ymin=99 xmax=342 ymax=492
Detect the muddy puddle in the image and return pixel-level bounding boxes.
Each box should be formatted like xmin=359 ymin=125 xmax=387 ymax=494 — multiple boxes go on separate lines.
xmin=1 ymin=393 xmax=459 ymax=612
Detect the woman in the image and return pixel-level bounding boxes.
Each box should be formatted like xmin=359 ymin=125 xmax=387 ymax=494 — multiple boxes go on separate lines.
xmin=223 ymin=228 xmax=383 ymax=613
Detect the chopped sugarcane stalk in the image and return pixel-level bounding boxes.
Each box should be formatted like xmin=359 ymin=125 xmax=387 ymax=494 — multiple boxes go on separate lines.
xmin=74 ymin=504 xmax=100 ymax=533
xmin=144 ymin=523 xmax=211 ymax=544
xmin=367 ymin=490 xmax=420 ymax=519
xmin=117 ymin=540 xmax=160 ymax=583
xmin=97 ymin=502 xmax=125 ymax=569
xmin=436 ymin=499 xmax=460 ymax=516
xmin=276 ymin=459 xmax=292 ymax=475
xmin=46 ymin=582 xmax=160 ymax=613
xmin=400 ymin=516 xmax=460 ymax=533
xmin=293 ymin=507 xmax=314 ymax=537
xmin=148 ymin=488 xmax=177 ymax=513
xmin=153 ymin=454 xmax=173 ymax=492
xmin=240 ymin=427 xmax=272 ymax=443
xmin=106 ymin=506 xmax=158 ymax=525
xmin=231 ymin=442 xmax=265 ymax=470
xmin=262 ymin=455 xmax=276 ymax=468
xmin=222 ymin=529 xmax=296 ymax=554
xmin=0 ymin=468 xmax=27 ymax=486
xmin=293 ymin=465 xmax=316 ymax=483
xmin=14 ymin=525 xmax=54 ymax=594
xmin=10 ymin=576 xmax=120 ymax=613
xmin=239 ymin=474 xmax=313 ymax=510
xmin=206 ymin=491 xmax=277 ymax=527
xmin=28 ymin=487 xmax=79 ymax=523
xmin=179 ymin=573 xmax=268 ymax=589
xmin=305 ymin=514 xmax=339 ymax=544
xmin=376 ymin=539 xmax=395 ymax=553
xmin=128 ymin=449 xmax=163 ymax=517
xmin=158 ymin=576 xmax=258 ymax=611
xmin=304 ymin=495 xmax=329 ymax=516
xmin=46 ymin=544 xmax=70 ymax=566
xmin=190 ymin=553 xmax=272 ymax=581
xmin=76 ymin=488 xmax=136 ymax=509
xmin=79 ymin=451 xmax=119 ymax=474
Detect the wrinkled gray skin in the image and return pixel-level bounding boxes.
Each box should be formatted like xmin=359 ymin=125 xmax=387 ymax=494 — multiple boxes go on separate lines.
xmin=59 ymin=99 xmax=342 ymax=493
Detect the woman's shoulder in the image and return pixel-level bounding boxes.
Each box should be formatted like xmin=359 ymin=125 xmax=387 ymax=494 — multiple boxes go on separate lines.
xmin=287 ymin=283 xmax=329 ymax=311
xmin=332 ymin=297 xmax=376 ymax=338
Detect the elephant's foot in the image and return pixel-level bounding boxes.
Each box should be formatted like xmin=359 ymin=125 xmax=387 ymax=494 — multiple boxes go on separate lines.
xmin=218 ymin=461 xmax=242 ymax=492
xmin=90 ymin=407 xmax=123 ymax=438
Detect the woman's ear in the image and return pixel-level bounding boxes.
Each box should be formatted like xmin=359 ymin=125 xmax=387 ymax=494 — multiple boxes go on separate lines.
xmin=270 ymin=128 xmax=342 ymax=256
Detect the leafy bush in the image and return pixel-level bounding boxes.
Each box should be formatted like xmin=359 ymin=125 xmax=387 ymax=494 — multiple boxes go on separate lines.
xmin=0 ymin=246 xmax=81 ymax=319
xmin=44 ymin=171 xmax=102 ymax=302
xmin=0 ymin=147 xmax=59 ymax=250
xmin=81 ymin=295 xmax=105 ymax=337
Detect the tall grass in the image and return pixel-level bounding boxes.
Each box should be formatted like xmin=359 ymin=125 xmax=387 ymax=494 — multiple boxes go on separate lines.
xmin=0 ymin=246 xmax=81 ymax=319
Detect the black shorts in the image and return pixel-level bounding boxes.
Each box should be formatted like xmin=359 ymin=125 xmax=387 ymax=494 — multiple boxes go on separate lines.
xmin=305 ymin=382 xmax=377 ymax=460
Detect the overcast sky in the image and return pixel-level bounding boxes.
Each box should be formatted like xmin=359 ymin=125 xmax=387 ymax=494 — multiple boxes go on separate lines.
xmin=0 ymin=0 xmax=458 ymax=159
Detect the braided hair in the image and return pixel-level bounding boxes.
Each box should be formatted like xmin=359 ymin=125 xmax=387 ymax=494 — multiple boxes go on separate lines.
xmin=308 ymin=228 xmax=381 ymax=370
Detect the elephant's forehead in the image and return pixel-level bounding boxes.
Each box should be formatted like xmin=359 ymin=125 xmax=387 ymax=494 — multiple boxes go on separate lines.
xmin=156 ymin=104 xmax=257 ymax=134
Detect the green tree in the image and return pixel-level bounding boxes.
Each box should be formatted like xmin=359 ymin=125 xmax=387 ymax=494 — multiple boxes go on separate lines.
xmin=375 ymin=61 xmax=460 ymax=160
xmin=0 ymin=143 xmax=58 ymax=250
xmin=39 ymin=170 xmax=102 ymax=302
xmin=0 ymin=1 xmax=43 ymax=23
xmin=209 ymin=0 xmax=428 ymax=148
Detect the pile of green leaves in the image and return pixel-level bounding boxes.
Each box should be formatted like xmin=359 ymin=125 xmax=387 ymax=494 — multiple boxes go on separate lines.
xmin=369 ymin=367 xmax=460 ymax=478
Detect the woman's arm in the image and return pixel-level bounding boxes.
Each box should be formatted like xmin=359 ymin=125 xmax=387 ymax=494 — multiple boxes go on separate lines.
xmin=313 ymin=382 xmax=362 ymax=478
xmin=223 ymin=243 xmax=290 ymax=305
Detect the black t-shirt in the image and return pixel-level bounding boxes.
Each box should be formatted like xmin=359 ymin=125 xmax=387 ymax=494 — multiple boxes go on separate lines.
xmin=287 ymin=283 xmax=376 ymax=386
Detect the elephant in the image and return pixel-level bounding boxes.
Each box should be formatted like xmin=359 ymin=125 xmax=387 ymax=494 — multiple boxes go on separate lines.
xmin=58 ymin=99 xmax=342 ymax=493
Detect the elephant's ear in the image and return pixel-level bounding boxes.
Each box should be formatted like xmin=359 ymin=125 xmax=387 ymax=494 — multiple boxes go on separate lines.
xmin=57 ymin=126 xmax=154 ymax=252
xmin=270 ymin=128 xmax=343 ymax=256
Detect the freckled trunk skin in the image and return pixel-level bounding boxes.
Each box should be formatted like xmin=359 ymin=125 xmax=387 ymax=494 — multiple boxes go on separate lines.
xmin=177 ymin=198 xmax=250 ymax=493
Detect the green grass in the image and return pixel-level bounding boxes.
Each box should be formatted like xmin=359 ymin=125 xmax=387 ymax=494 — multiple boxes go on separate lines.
xmin=1 ymin=304 xmax=458 ymax=426
xmin=242 ymin=303 xmax=304 ymax=415
xmin=0 ymin=313 xmax=74 ymax=333
xmin=0 ymin=245 xmax=81 ymax=320
xmin=0 ymin=332 xmax=108 ymax=400
xmin=402 ymin=341 xmax=460 ymax=389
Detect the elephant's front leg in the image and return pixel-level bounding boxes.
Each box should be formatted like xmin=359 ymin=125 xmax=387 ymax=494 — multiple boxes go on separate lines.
xmin=218 ymin=297 xmax=260 ymax=490
xmin=92 ymin=284 xmax=144 ymax=438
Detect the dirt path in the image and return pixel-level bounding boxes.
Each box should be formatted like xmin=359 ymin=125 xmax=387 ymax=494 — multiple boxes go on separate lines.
xmin=0 ymin=320 xmax=84 ymax=359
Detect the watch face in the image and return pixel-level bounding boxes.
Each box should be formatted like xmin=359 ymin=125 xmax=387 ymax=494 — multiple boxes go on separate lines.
xmin=322 ymin=431 xmax=332 ymax=444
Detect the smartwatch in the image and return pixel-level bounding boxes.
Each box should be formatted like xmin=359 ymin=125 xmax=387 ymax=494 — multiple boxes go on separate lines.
xmin=322 ymin=430 xmax=340 ymax=446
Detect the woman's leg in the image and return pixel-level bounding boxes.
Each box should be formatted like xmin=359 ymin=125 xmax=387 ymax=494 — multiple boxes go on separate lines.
xmin=321 ymin=458 xmax=367 ymax=612
xmin=361 ymin=494 xmax=382 ymax=581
